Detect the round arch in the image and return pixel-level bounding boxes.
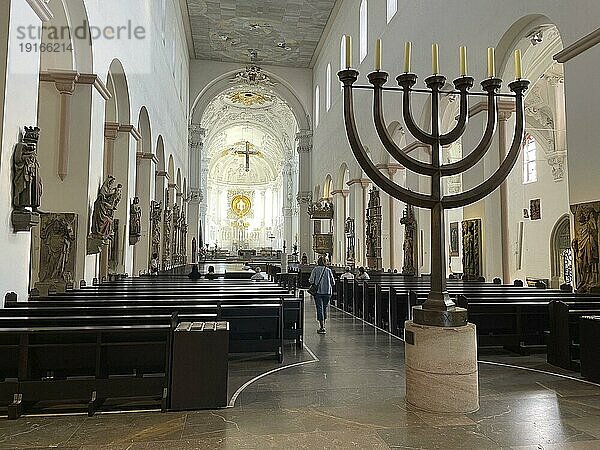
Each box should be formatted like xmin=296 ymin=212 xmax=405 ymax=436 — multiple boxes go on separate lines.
xmin=190 ymin=69 xmax=310 ymax=131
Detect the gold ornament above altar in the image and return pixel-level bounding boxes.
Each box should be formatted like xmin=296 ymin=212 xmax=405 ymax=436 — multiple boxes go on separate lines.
xmin=231 ymin=194 xmax=252 ymax=217
xmin=228 ymin=91 xmax=272 ymax=107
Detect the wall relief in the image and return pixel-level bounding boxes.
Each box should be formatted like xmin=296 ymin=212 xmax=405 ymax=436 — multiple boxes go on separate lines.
xmin=571 ymin=202 xmax=600 ymax=293
xmin=462 ymin=219 xmax=482 ymax=281
xmin=36 ymin=213 xmax=77 ymax=295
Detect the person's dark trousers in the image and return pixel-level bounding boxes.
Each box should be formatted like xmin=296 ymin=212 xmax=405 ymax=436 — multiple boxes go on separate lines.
xmin=314 ymin=293 xmax=331 ymax=322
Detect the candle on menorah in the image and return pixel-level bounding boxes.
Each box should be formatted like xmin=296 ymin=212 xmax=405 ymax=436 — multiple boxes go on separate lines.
xmin=338 ymin=41 xmax=529 ymax=412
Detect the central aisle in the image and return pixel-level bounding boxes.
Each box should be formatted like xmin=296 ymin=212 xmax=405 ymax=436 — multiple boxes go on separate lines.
xmin=1 ymin=302 xmax=600 ymax=448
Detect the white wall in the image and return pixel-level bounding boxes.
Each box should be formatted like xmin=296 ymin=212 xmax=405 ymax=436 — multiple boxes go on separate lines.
xmin=311 ymin=0 xmax=600 ymax=279
xmin=0 ymin=2 xmax=43 ymax=300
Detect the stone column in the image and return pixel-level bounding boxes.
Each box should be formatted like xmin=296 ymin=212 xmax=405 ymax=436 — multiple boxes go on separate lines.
xmin=188 ymin=124 xmax=205 ymax=257
xmin=331 ymin=190 xmax=344 ymax=265
xmin=103 ymin=122 xmax=119 ymax=176
xmin=348 ymin=178 xmax=370 ymax=266
xmin=296 ymin=130 xmax=313 ymax=256
xmin=282 ymin=159 xmax=295 ymax=248
xmin=386 ymin=164 xmax=403 ymax=270
xmin=498 ymin=110 xmax=512 ymax=284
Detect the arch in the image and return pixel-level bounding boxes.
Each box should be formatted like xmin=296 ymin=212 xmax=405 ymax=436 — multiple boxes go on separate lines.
xmin=167 ymin=155 xmax=175 ymax=181
xmin=190 ymin=69 xmax=310 ymax=131
xmin=40 ymin=0 xmax=93 ymax=73
xmin=323 ymin=174 xmax=334 ymax=199
xmin=550 ymin=214 xmax=572 ymax=285
xmin=137 ymin=107 xmax=152 ymax=155
xmin=336 ymin=162 xmax=351 ymax=191
xmin=176 ymin=168 xmax=182 ymax=193
xmin=155 ymin=135 xmax=166 ymax=201
xmin=326 ymin=63 xmax=332 ymax=111
xmin=106 ymin=59 xmax=131 ymax=126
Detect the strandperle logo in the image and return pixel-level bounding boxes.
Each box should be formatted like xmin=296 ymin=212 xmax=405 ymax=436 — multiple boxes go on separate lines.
xmin=17 ymin=20 xmax=147 ymax=41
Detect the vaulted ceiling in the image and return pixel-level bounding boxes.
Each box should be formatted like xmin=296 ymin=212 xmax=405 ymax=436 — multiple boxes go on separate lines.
xmin=184 ymin=0 xmax=338 ymax=67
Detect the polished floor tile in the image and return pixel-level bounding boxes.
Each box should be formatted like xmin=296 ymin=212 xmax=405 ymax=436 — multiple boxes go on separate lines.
xmin=1 ymin=302 xmax=600 ymax=449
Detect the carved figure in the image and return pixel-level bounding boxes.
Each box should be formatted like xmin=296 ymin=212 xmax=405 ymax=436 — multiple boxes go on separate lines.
xmin=90 ymin=176 xmax=122 ymax=239
xmin=572 ymin=203 xmax=600 ymax=292
xmin=162 ymin=206 xmax=172 ymax=269
xmin=13 ymin=126 xmax=43 ymax=210
xmin=400 ymin=205 xmax=417 ymax=276
xmin=365 ymin=188 xmax=382 ymax=270
xmin=129 ymin=197 xmax=142 ymax=245
xmin=150 ymin=201 xmax=162 ymax=256
xmin=462 ymin=219 xmax=482 ymax=280
xmin=39 ymin=214 xmax=76 ymax=284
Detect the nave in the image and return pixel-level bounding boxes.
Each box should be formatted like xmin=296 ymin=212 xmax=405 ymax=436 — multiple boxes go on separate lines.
xmin=1 ymin=296 xmax=600 ymax=449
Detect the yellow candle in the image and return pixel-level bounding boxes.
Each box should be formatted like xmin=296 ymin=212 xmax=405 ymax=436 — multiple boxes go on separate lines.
xmin=487 ymin=47 xmax=496 ymax=78
xmin=375 ymin=39 xmax=382 ymax=71
xmin=403 ymin=42 xmax=412 ymax=73
xmin=345 ymin=35 xmax=352 ymax=69
xmin=514 ymin=49 xmax=522 ymax=79
xmin=432 ymin=43 xmax=439 ymax=75
xmin=459 ymin=46 xmax=468 ymax=77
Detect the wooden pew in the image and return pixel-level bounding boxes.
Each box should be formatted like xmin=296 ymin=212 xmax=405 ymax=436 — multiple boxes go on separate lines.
xmin=547 ymin=300 xmax=600 ymax=371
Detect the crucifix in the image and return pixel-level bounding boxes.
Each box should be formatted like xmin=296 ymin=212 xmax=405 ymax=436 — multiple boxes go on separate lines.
xmin=234 ymin=141 xmax=260 ymax=172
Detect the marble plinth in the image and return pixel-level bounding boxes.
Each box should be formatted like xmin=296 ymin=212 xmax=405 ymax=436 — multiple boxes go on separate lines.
xmin=404 ymin=320 xmax=479 ymax=413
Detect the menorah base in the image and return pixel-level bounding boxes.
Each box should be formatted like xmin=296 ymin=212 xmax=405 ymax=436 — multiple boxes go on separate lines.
xmin=404 ymin=320 xmax=479 ymax=413
xmin=412 ymin=305 xmax=468 ymax=327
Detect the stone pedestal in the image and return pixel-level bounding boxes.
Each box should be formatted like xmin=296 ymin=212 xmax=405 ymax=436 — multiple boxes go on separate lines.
xmin=404 ymin=320 xmax=479 ymax=413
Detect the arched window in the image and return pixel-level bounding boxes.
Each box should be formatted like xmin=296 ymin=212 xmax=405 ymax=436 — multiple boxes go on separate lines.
xmin=359 ymin=0 xmax=368 ymax=63
xmin=340 ymin=35 xmax=346 ymax=91
xmin=387 ymin=0 xmax=397 ymax=23
xmin=326 ymin=63 xmax=332 ymax=111
xmin=523 ymin=134 xmax=538 ymax=183
xmin=315 ymin=85 xmax=320 ymax=128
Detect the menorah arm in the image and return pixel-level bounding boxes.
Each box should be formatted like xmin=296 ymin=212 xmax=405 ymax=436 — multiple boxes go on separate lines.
xmin=396 ymin=74 xmax=437 ymax=146
xmin=339 ymin=70 xmax=436 ymax=209
xmin=438 ymin=77 xmax=474 ymax=146
xmin=368 ymin=72 xmax=436 ymax=176
xmin=440 ymin=78 xmax=502 ymax=177
xmin=441 ymin=80 xmax=529 ymax=209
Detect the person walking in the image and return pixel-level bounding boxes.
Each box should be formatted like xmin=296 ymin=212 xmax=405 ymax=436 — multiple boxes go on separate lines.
xmin=308 ymin=257 xmax=335 ymax=334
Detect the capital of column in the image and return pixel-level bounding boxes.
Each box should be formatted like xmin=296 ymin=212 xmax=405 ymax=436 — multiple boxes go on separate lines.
xmin=347 ymin=178 xmax=371 ymax=189
xmin=49 ymin=70 xmax=78 ymax=95
xmin=104 ymin=122 xmax=120 ymax=141
xmin=156 ymin=170 xmax=170 ymax=181
xmin=168 ymin=183 xmax=178 ymax=191
xmin=331 ymin=189 xmax=349 ymax=198
xmin=137 ymin=152 xmax=159 ymax=164
xmin=189 ymin=188 xmax=204 ymax=205
xmin=295 ymin=130 xmax=313 ymax=154
xmin=189 ymin=124 xmax=206 ymax=150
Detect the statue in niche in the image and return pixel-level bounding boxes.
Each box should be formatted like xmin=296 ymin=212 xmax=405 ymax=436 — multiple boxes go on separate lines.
xmin=571 ymin=202 xmax=600 ymax=293
xmin=13 ymin=126 xmax=43 ymax=210
xmin=129 ymin=197 xmax=142 ymax=245
xmin=88 ymin=176 xmax=122 ymax=254
xmin=365 ymin=188 xmax=382 ymax=270
xmin=401 ymin=205 xmax=417 ymax=276
xmin=462 ymin=219 xmax=482 ymax=281
xmin=150 ymin=201 xmax=162 ymax=256
xmin=37 ymin=213 xmax=77 ymax=294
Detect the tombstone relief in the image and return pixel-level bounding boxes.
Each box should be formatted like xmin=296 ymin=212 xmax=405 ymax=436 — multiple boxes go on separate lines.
xmin=571 ymin=202 xmax=600 ymax=293
xmin=462 ymin=219 xmax=482 ymax=280
xmin=401 ymin=205 xmax=417 ymax=276
xmin=36 ymin=213 xmax=78 ymax=295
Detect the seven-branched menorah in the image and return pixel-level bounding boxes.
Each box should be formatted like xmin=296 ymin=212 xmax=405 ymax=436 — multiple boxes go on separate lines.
xmin=338 ymin=58 xmax=529 ymax=327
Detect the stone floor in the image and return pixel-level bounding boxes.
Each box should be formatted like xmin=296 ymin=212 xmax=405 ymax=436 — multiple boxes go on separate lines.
xmin=1 ymin=303 xmax=600 ymax=449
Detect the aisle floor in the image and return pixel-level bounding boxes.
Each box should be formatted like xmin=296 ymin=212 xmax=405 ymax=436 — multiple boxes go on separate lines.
xmin=1 ymin=302 xmax=600 ymax=449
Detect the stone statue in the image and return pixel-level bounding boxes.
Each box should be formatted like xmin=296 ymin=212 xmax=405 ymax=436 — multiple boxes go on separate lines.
xmin=37 ymin=213 xmax=78 ymax=295
xmin=462 ymin=219 xmax=482 ymax=280
xmin=162 ymin=206 xmax=172 ymax=270
xmin=401 ymin=205 xmax=417 ymax=276
xmin=88 ymin=176 xmax=123 ymax=254
xmin=13 ymin=126 xmax=43 ymax=210
xmin=129 ymin=196 xmax=142 ymax=245
xmin=192 ymin=237 xmax=197 ymax=263
xmin=150 ymin=200 xmax=162 ymax=256
xmin=571 ymin=202 xmax=600 ymax=293
xmin=365 ymin=188 xmax=382 ymax=270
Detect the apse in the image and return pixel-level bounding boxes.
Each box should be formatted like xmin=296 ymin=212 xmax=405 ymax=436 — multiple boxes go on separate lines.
xmin=200 ymin=84 xmax=299 ymax=254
